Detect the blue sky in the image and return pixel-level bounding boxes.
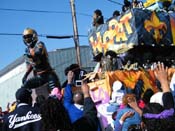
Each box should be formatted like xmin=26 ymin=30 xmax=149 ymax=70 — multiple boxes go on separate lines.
xmin=0 ymin=0 xmax=145 ymax=70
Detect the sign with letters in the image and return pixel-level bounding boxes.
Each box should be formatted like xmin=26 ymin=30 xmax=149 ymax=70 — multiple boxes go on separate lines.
xmin=88 ymin=8 xmax=175 ymax=57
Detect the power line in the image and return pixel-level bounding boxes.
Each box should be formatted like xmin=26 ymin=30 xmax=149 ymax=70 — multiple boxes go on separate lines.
xmin=0 ymin=8 xmax=114 ymax=20
xmin=78 ymin=35 xmax=87 ymax=37
xmin=0 ymin=33 xmax=46 ymax=37
xmin=0 ymin=33 xmax=22 ymax=36
xmin=0 ymin=8 xmax=92 ymax=17
xmin=106 ymin=0 xmax=123 ymax=5
xmin=46 ymin=35 xmax=87 ymax=39
xmin=0 ymin=33 xmax=87 ymax=38
xmin=46 ymin=35 xmax=73 ymax=39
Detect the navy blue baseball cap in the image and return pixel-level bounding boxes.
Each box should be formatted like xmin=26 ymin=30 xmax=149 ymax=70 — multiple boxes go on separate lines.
xmin=15 ymin=88 xmax=32 ymax=103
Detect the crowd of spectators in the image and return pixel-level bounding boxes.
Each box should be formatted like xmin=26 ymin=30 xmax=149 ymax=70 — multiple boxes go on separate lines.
xmin=1 ymin=0 xmax=175 ymax=130
xmin=1 ymin=62 xmax=175 ymax=131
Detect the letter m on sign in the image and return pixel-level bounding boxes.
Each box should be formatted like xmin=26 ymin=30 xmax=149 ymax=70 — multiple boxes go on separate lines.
xmin=88 ymin=79 xmax=111 ymax=104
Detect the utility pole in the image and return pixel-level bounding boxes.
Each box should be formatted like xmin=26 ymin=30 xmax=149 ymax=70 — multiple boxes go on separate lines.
xmin=70 ymin=0 xmax=81 ymax=66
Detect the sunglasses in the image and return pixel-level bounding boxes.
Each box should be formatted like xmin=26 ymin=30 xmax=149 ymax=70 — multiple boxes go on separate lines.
xmin=23 ymin=34 xmax=33 ymax=39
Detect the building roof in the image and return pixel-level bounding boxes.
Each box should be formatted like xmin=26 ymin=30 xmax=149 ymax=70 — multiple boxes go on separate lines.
xmin=0 ymin=45 xmax=93 ymax=77
xmin=0 ymin=56 xmax=25 ymax=77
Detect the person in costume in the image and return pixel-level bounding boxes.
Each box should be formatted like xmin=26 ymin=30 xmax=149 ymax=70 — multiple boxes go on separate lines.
xmin=22 ymin=28 xmax=61 ymax=92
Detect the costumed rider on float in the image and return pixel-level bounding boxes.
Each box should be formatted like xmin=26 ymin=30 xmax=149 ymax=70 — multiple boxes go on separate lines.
xmin=21 ymin=28 xmax=61 ymax=93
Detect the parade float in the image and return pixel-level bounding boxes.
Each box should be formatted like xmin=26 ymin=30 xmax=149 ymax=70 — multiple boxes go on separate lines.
xmin=86 ymin=5 xmax=175 ymax=129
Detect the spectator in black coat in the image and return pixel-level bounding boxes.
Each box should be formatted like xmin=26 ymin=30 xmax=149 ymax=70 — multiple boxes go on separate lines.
xmin=3 ymin=88 xmax=41 ymax=131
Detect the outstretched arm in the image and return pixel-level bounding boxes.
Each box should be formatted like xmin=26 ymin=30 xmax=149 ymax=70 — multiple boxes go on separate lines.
xmin=63 ymin=71 xmax=74 ymax=108
xmin=154 ymin=62 xmax=174 ymax=109
xmin=22 ymin=64 xmax=33 ymax=84
xmin=154 ymin=62 xmax=170 ymax=93
xmin=81 ymin=83 xmax=98 ymax=130
xmin=114 ymin=111 xmax=135 ymax=131
xmin=127 ymin=97 xmax=143 ymax=116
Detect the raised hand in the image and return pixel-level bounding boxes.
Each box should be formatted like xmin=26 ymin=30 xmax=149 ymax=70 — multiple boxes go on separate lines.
xmin=67 ymin=71 xmax=74 ymax=84
xmin=81 ymin=83 xmax=90 ymax=98
xmin=154 ymin=62 xmax=170 ymax=92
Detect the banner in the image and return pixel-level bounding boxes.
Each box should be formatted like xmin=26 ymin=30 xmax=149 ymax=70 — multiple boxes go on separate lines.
xmin=169 ymin=12 xmax=175 ymax=44
xmin=87 ymin=68 xmax=175 ymax=104
xmin=88 ymin=8 xmax=175 ymax=57
xmin=88 ymin=9 xmax=137 ymax=57
xmin=135 ymin=9 xmax=173 ymax=46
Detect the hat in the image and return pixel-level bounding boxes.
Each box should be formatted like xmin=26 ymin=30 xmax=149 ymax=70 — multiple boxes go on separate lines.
xmin=112 ymin=80 xmax=123 ymax=91
xmin=94 ymin=9 xmax=102 ymax=16
xmin=150 ymin=92 xmax=163 ymax=106
xmin=113 ymin=10 xmax=120 ymax=17
xmin=64 ymin=64 xmax=80 ymax=76
xmin=15 ymin=88 xmax=32 ymax=103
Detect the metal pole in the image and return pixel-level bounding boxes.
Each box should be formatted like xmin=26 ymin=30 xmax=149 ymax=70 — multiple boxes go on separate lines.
xmin=70 ymin=0 xmax=81 ymax=66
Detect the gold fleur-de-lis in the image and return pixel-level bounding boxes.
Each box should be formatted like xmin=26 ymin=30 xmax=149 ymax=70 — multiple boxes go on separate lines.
xmin=144 ymin=12 xmax=167 ymax=43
